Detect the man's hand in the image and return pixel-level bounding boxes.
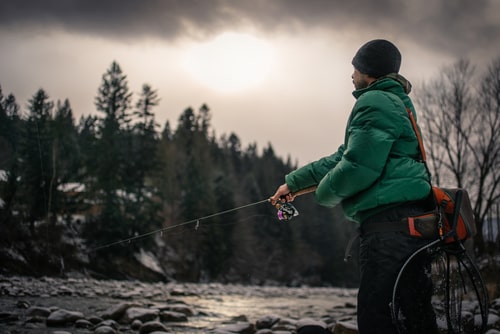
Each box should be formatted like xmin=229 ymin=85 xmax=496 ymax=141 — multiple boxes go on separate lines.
xmin=270 ymin=183 xmax=295 ymax=205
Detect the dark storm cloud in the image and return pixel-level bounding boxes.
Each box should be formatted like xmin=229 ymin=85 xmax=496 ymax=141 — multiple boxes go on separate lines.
xmin=1 ymin=0 xmax=498 ymax=53
xmin=0 ymin=0 xmax=238 ymax=40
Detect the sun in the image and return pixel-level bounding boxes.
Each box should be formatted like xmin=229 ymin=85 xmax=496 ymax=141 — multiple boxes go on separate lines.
xmin=183 ymin=32 xmax=275 ymax=93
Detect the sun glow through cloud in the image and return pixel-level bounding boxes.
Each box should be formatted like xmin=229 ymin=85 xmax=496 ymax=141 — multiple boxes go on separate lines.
xmin=182 ymin=32 xmax=275 ymax=93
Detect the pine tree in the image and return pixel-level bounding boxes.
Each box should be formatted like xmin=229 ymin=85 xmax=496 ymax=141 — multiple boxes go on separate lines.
xmin=0 ymin=89 xmax=22 ymax=236
xmin=91 ymin=61 xmax=133 ymax=244
xmin=51 ymin=99 xmax=81 ymax=222
xmin=124 ymin=84 xmax=162 ymax=237
xmin=19 ymin=89 xmax=54 ymax=232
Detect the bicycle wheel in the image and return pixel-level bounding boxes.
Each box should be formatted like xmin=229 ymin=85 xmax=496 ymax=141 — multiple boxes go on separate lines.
xmin=391 ymin=241 xmax=488 ymax=333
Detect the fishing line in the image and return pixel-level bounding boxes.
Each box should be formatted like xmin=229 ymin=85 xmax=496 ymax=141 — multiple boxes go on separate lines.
xmin=156 ymin=214 xmax=277 ymax=240
xmin=88 ymin=198 xmax=271 ymax=252
xmin=88 ymin=186 xmax=317 ymax=253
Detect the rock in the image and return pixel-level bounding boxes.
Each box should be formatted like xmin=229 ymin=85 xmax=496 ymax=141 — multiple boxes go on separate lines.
xmin=459 ymin=311 xmax=475 ymax=332
xmin=231 ymin=315 xmax=249 ymax=322
xmin=272 ymin=317 xmax=297 ymax=331
xmin=94 ymin=325 xmax=117 ymax=334
xmin=46 ymin=309 xmax=84 ymax=326
xmin=255 ymin=329 xmax=274 ymax=334
xmin=26 ymin=306 xmax=51 ymax=317
xmin=486 ymin=330 xmax=500 ymax=334
xmin=57 ymin=285 xmax=75 ymax=295
xmin=0 ymin=312 xmax=19 ymax=323
xmin=123 ymin=307 xmax=159 ymax=323
xmin=25 ymin=315 xmax=46 ymax=323
xmin=160 ymin=303 xmax=195 ymax=316
xmin=139 ymin=320 xmax=169 ymax=334
xmin=170 ymin=288 xmax=198 ymax=296
xmin=491 ymin=298 xmax=500 ymax=311
xmin=16 ymin=300 xmax=31 ymax=308
xmin=256 ymin=314 xmax=280 ymax=329
xmin=216 ymin=321 xmax=255 ymax=334
xmin=95 ymin=319 xmax=120 ymax=330
xmin=100 ymin=301 xmax=139 ymax=320
xmin=131 ymin=319 xmax=143 ymax=329
xmin=333 ymin=321 xmax=358 ymax=334
xmin=52 ymin=331 xmax=72 ymax=334
xmin=159 ymin=310 xmax=188 ymax=322
xmin=75 ymin=318 xmax=93 ymax=328
xmin=296 ymin=318 xmax=328 ymax=333
xmin=483 ymin=313 xmax=500 ymax=328
xmin=88 ymin=315 xmax=104 ymax=324
xmin=297 ymin=318 xmax=327 ymax=328
xmin=462 ymin=300 xmax=479 ymax=313
xmin=115 ymin=290 xmax=143 ymax=299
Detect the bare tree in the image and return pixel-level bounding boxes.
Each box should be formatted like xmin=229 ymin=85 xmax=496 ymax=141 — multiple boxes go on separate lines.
xmin=415 ymin=58 xmax=500 ymax=254
xmin=476 ymin=58 xmax=500 ymax=253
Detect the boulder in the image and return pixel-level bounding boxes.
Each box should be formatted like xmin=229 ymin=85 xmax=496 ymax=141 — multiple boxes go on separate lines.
xmin=46 ymin=309 xmax=84 ymax=326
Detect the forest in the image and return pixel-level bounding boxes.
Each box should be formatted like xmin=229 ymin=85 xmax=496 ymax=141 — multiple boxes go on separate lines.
xmin=0 ymin=61 xmax=359 ymax=286
xmin=1 ymin=57 xmax=499 ymax=288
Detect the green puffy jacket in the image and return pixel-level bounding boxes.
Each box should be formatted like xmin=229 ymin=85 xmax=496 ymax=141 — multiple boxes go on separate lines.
xmin=285 ymin=74 xmax=430 ymax=223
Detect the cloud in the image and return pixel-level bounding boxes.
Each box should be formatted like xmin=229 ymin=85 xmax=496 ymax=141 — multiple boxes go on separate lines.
xmin=2 ymin=0 xmax=498 ymax=55
xmin=1 ymin=0 xmax=499 ymax=164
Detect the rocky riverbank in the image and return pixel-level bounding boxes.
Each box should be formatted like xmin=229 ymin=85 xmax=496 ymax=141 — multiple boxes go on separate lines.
xmin=2 ymin=274 xmax=500 ymax=334
xmin=0 ymin=275 xmax=359 ymax=334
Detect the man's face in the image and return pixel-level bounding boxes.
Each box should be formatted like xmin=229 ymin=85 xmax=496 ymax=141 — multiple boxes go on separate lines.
xmin=352 ymin=68 xmax=371 ymax=90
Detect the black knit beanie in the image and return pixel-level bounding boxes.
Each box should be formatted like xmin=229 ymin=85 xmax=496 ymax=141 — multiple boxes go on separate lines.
xmin=352 ymin=39 xmax=401 ymax=78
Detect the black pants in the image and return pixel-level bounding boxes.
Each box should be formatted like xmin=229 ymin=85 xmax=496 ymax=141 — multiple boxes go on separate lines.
xmin=357 ymin=203 xmax=439 ymax=334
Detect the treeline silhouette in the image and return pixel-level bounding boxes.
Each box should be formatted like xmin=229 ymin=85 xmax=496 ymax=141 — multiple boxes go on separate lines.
xmin=0 ymin=61 xmax=358 ymax=286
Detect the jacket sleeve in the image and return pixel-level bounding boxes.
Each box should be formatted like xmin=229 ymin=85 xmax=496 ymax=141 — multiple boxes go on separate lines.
xmin=285 ymin=145 xmax=345 ymax=193
xmin=315 ymin=92 xmax=403 ymax=207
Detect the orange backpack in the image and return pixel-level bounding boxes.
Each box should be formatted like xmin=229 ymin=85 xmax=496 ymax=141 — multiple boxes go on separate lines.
xmin=431 ymin=186 xmax=476 ymax=242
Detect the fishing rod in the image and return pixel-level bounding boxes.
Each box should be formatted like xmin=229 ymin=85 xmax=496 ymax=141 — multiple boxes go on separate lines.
xmin=89 ymin=186 xmax=317 ymax=252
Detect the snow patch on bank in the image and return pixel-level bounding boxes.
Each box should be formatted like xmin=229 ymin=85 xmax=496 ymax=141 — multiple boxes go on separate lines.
xmin=135 ymin=249 xmax=163 ymax=275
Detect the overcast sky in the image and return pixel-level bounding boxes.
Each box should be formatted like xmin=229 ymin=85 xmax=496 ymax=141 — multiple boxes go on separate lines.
xmin=1 ymin=0 xmax=499 ymax=165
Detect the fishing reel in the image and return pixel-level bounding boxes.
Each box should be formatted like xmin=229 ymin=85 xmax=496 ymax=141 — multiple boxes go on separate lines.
xmin=269 ymin=186 xmax=317 ymax=221
xmin=273 ymin=201 xmax=299 ymax=221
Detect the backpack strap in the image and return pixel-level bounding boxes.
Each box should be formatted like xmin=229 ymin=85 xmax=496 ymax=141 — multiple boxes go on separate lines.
xmin=406 ymin=108 xmax=427 ymax=163
xmin=406 ymin=108 xmax=433 ymax=186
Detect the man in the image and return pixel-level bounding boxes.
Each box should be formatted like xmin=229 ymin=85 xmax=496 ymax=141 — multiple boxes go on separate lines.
xmin=271 ymin=39 xmax=437 ymax=333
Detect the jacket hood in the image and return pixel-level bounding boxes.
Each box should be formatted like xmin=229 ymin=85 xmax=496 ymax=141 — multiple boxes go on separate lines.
xmin=352 ymin=73 xmax=412 ymax=99
xmin=384 ymin=73 xmax=412 ymax=94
